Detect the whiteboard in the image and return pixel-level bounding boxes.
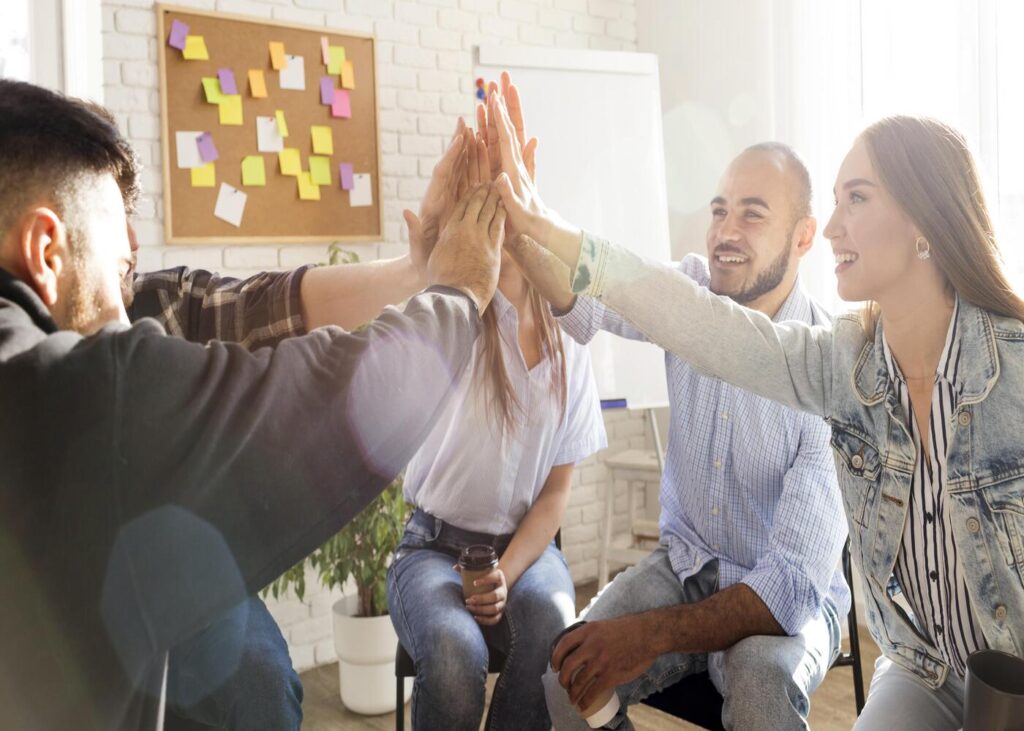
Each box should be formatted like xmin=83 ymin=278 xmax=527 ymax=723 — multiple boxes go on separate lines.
xmin=475 ymin=46 xmax=670 ymax=409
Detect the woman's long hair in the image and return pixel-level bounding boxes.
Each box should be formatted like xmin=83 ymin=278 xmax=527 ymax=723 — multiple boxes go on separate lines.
xmin=859 ymin=115 xmax=1024 ymax=332
xmin=476 ymin=282 xmax=567 ymax=434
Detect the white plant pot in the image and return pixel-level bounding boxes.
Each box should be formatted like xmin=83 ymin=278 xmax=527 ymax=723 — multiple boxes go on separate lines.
xmin=332 ymin=594 xmax=412 ymax=715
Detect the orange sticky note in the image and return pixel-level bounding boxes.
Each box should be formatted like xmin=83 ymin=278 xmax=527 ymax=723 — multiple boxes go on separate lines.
xmin=278 ymin=148 xmax=301 ymax=176
xmin=248 ymin=69 xmax=267 ymax=98
xmin=190 ymin=162 xmax=215 ymax=187
xmin=269 ymin=42 xmax=287 ymax=70
xmin=341 ymin=60 xmax=355 ymax=90
xmin=297 ymin=171 xmax=321 ymax=200
xmin=275 ymin=110 xmax=289 ymax=138
xmin=182 ymin=35 xmax=209 ymax=61
xmin=219 ymin=95 xmax=243 ymax=126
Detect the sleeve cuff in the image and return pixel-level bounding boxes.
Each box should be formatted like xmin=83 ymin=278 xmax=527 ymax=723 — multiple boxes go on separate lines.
xmin=740 ymin=556 xmax=821 ymax=637
xmin=571 ymin=231 xmax=611 ymax=297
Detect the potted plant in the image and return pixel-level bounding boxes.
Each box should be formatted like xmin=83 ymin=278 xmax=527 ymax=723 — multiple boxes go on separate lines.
xmin=263 ymin=244 xmax=413 ymax=714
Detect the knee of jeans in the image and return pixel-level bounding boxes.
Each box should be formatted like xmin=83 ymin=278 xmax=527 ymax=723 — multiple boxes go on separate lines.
xmin=719 ymin=637 xmax=807 ymax=716
xmin=417 ymin=621 xmax=489 ymax=691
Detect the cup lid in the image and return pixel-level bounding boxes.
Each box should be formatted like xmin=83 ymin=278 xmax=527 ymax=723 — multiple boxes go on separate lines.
xmin=459 ymin=544 xmax=498 ymax=570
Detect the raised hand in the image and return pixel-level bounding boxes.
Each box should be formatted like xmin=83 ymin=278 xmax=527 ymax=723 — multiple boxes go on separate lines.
xmin=426 ymin=183 xmax=506 ymax=313
xmin=404 ymin=119 xmax=469 ymax=283
xmin=477 ymin=72 xmax=537 ymax=182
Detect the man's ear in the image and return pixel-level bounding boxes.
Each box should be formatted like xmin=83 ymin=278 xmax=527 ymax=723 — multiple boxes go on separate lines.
xmin=18 ymin=208 xmax=67 ymax=307
xmin=793 ymin=216 xmax=817 ymax=259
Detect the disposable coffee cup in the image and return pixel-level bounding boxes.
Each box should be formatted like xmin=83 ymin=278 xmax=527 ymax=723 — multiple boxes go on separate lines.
xmin=459 ymin=544 xmax=498 ymax=599
xmin=550 ymin=621 xmax=621 ymax=729
xmin=963 ymin=649 xmax=1024 ymax=731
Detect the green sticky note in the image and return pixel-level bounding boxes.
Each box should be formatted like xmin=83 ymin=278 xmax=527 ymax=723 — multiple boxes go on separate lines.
xmin=310 ymin=125 xmax=333 ymax=155
xmin=241 ymin=156 xmax=266 ymax=186
xmin=327 ymin=46 xmax=346 ymax=75
xmin=279 ymin=148 xmax=301 ymax=176
xmin=219 ymin=95 xmax=243 ymax=126
xmin=201 ymin=77 xmax=224 ymax=104
xmin=297 ymin=171 xmax=321 ymax=200
xmin=190 ymin=162 xmax=215 ymax=187
xmin=309 ymin=155 xmax=331 ymax=186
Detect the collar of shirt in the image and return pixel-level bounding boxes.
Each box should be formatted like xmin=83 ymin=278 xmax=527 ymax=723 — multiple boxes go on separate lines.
xmin=881 ymin=296 xmax=962 ymax=390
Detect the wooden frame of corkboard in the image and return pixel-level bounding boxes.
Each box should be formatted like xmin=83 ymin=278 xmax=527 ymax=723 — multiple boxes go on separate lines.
xmin=157 ymin=4 xmax=382 ymax=244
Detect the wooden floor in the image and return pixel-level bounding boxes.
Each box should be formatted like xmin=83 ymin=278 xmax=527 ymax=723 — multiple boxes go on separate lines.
xmin=300 ymin=581 xmax=881 ymax=730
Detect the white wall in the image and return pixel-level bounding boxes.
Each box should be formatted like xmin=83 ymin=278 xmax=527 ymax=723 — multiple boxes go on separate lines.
xmin=101 ymin=0 xmax=650 ymax=672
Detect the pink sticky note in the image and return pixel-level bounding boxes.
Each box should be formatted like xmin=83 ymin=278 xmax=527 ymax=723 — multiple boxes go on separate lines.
xmin=217 ymin=68 xmax=237 ymax=95
xmin=320 ymin=76 xmax=335 ymax=106
xmin=339 ymin=163 xmax=354 ymax=190
xmin=168 ymin=19 xmax=189 ymax=50
xmin=321 ymin=36 xmax=330 ymax=65
xmin=331 ymin=89 xmax=351 ymax=119
xmin=196 ymin=132 xmax=218 ymax=162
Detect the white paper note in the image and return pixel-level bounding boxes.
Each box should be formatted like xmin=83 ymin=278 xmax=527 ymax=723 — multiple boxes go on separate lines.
xmin=175 ymin=131 xmax=204 ymax=168
xmin=279 ymin=54 xmax=306 ymax=91
xmin=256 ymin=116 xmax=284 ymax=153
xmin=349 ymin=173 xmax=373 ymax=207
xmin=214 ymin=183 xmax=247 ymax=227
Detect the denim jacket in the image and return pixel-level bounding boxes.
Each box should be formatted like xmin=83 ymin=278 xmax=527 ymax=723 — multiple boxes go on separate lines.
xmin=575 ymin=232 xmax=1024 ymax=688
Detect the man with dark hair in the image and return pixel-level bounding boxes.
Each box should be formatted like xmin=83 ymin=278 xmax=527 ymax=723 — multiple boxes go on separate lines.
xmin=0 ymin=78 xmax=503 ymax=731
xmin=540 ymin=144 xmax=850 ymax=730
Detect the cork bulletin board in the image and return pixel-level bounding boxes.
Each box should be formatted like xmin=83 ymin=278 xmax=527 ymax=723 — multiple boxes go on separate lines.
xmin=157 ymin=4 xmax=382 ymax=244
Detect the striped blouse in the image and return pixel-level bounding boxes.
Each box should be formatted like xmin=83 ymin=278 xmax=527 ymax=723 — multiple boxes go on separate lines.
xmin=882 ymin=297 xmax=987 ymax=676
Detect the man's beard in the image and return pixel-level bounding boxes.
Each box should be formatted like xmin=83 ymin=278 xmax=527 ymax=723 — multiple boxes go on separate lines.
xmin=710 ymin=235 xmax=794 ymax=305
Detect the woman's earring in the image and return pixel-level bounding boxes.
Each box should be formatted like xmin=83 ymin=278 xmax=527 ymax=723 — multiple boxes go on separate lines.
xmin=915 ymin=236 xmax=931 ymax=260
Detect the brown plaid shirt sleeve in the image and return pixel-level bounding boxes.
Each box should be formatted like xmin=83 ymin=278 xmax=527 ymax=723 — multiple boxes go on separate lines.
xmin=127 ymin=266 xmax=312 ymax=349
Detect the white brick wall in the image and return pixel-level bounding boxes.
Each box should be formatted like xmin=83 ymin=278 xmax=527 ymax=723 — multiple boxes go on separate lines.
xmin=101 ymin=0 xmax=639 ymax=671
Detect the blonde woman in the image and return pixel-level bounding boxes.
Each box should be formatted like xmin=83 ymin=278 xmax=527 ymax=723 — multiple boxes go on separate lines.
xmin=386 ymin=119 xmax=606 ymax=731
xmin=495 ymin=100 xmax=1024 ymax=730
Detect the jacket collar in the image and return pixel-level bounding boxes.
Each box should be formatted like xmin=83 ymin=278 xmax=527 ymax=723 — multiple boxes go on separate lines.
xmin=853 ymin=297 xmax=998 ymax=406
xmin=0 ymin=267 xmax=58 ymax=335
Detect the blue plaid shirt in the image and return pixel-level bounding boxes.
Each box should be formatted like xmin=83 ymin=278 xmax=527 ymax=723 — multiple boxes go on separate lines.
xmin=560 ymin=254 xmax=849 ymax=634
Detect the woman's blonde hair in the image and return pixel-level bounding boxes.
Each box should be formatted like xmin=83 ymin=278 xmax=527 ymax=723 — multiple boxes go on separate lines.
xmin=859 ymin=115 xmax=1024 ymax=332
xmin=476 ymin=283 xmax=567 ymax=434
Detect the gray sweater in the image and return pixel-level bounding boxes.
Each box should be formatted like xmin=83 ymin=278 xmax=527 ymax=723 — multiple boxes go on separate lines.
xmin=0 ymin=268 xmax=480 ymax=730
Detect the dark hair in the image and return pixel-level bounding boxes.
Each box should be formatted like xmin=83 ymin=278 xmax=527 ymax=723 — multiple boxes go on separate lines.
xmin=743 ymin=141 xmax=813 ymax=219
xmin=0 ymin=79 xmax=139 ymax=240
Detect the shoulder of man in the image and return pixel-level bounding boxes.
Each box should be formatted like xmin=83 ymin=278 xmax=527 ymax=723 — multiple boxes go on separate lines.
xmin=677 ymin=253 xmax=710 ymax=287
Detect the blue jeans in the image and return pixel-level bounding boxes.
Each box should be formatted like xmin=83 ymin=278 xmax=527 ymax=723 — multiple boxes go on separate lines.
xmin=163 ymin=596 xmax=302 ymax=731
xmin=544 ymin=547 xmax=841 ymax=730
xmin=387 ymin=510 xmax=577 ymax=731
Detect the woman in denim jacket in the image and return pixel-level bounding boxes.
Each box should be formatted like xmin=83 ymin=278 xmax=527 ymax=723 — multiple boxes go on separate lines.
xmin=491 ymin=96 xmax=1024 ymax=730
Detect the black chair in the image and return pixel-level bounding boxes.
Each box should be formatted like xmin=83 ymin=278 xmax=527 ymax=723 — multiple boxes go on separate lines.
xmin=393 ymin=531 xmax=562 ymax=730
xmin=642 ymin=539 xmax=866 ymax=729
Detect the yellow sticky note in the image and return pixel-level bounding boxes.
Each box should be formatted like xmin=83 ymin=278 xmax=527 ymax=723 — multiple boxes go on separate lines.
xmin=297 ymin=171 xmax=321 ymax=200
xmin=310 ymin=125 xmax=333 ymax=155
xmin=309 ymin=155 xmax=332 ymax=186
xmin=341 ymin=60 xmax=355 ymax=90
xmin=279 ymin=148 xmax=301 ymax=176
xmin=191 ymin=162 xmax=215 ymax=187
xmin=275 ymin=110 xmax=289 ymax=138
xmin=327 ymin=46 xmax=346 ymax=75
xmin=219 ymin=95 xmax=243 ymax=126
xmin=248 ymin=69 xmax=267 ymax=98
xmin=183 ymin=35 xmax=209 ymax=61
xmin=241 ymin=156 xmax=266 ymax=186
xmin=201 ymin=77 xmax=224 ymax=105
xmin=269 ymin=42 xmax=287 ymax=70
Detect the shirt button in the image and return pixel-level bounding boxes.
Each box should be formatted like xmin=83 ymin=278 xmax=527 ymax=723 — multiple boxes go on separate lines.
xmin=995 ymin=605 xmax=1007 ymax=621
xmin=713 ymin=544 xmax=720 ymax=551
xmin=925 ymin=512 xmax=934 ymax=523
xmin=967 ymin=517 xmax=981 ymax=533
xmin=929 ymin=570 xmax=938 ymax=582
xmin=711 ymin=506 xmax=720 ymax=516
xmin=714 ymin=459 xmax=722 ymax=470
xmin=958 ymin=412 xmax=971 ymax=427
xmin=851 ymin=454 xmax=864 ymax=469
xmin=721 ymin=411 xmax=729 ymax=420
xmin=934 ymin=623 xmax=943 ymax=635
